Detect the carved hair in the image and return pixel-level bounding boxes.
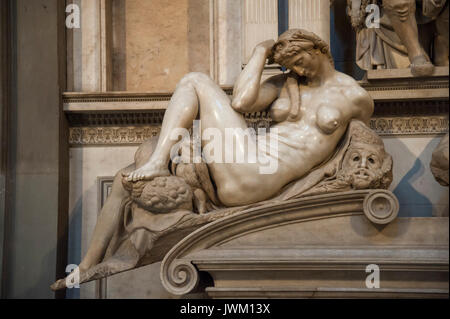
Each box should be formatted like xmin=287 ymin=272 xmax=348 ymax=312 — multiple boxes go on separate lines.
xmin=272 ymin=29 xmax=334 ymax=67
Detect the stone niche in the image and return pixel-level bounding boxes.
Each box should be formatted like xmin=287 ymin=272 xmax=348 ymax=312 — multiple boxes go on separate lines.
xmin=111 ymin=0 xmax=211 ymax=91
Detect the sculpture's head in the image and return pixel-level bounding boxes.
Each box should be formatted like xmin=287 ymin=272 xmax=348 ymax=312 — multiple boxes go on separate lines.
xmin=272 ymin=29 xmax=334 ymax=78
xmin=338 ymin=121 xmax=393 ymax=190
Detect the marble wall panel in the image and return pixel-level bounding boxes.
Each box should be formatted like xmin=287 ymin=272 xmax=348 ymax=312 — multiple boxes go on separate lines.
xmin=215 ymin=0 xmax=243 ymax=86
xmin=188 ymin=0 xmax=212 ymax=75
xmin=112 ymin=0 xmax=210 ymax=92
xmin=113 ymin=0 xmax=190 ymax=91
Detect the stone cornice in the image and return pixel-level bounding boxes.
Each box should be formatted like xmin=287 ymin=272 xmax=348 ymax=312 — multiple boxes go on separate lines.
xmin=361 ymin=68 xmax=449 ymax=101
xmin=63 ymin=88 xmax=235 ymax=113
xmin=64 ymin=72 xmax=449 ymax=145
xmin=63 ymin=68 xmax=449 ymax=113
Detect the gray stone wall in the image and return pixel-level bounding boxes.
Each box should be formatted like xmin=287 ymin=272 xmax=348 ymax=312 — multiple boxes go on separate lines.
xmin=1 ymin=0 xmax=68 ymax=299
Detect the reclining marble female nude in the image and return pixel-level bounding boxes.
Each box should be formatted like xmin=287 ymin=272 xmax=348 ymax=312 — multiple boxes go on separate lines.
xmin=52 ymin=29 xmax=393 ymax=290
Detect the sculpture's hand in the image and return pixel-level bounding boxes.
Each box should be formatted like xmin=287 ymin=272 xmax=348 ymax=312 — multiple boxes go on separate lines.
xmin=255 ymin=39 xmax=276 ymax=52
xmin=255 ymin=39 xmax=276 ymax=64
xmin=232 ymin=39 xmax=277 ymax=112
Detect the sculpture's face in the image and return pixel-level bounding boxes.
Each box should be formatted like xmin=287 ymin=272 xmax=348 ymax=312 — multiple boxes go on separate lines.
xmin=342 ymin=145 xmax=384 ymax=189
xmin=284 ymin=49 xmax=321 ymax=78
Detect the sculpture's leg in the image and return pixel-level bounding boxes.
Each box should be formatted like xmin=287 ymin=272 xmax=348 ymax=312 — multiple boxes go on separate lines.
xmin=126 ymin=72 xmax=284 ymax=206
xmin=126 ymin=72 xmax=248 ymax=182
xmin=434 ymin=4 xmax=449 ymax=66
xmin=78 ymin=163 xmax=135 ymax=272
xmin=382 ymin=0 xmax=434 ymax=75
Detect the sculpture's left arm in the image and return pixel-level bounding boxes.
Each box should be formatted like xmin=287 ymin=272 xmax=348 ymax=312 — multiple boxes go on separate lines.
xmin=331 ymin=73 xmax=374 ymax=126
xmin=349 ymin=85 xmax=374 ymax=125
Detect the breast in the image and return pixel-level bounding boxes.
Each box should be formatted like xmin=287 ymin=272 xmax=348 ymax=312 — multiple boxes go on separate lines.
xmin=316 ymin=104 xmax=343 ymax=134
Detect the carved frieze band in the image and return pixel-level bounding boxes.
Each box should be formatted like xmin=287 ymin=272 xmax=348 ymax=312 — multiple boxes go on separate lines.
xmin=370 ymin=116 xmax=449 ymax=136
xmin=69 ymin=115 xmax=449 ymax=146
xmin=66 ymin=91 xmax=448 ymax=145
xmin=69 ymin=126 xmax=161 ymax=146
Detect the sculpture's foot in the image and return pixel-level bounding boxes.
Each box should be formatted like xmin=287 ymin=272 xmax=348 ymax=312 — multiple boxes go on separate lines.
xmin=124 ymin=162 xmax=171 ymax=182
xmin=50 ymin=265 xmax=88 ymax=291
xmin=50 ymin=278 xmax=67 ymax=291
xmin=410 ymin=55 xmax=434 ymax=77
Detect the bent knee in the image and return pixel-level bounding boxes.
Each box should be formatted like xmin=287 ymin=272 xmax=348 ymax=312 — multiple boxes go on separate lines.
xmin=179 ymin=72 xmax=212 ymax=86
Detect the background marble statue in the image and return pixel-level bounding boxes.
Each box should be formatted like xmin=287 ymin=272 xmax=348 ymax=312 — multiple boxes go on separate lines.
xmin=347 ymin=0 xmax=449 ymax=76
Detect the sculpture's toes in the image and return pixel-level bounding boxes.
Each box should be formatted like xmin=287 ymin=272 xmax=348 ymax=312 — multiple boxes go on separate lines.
xmin=124 ymin=172 xmax=134 ymax=182
xmin=50 ymin=278 xmax=67 ymax=291
xmin=128 ymin=171 xmax=144 ymax=182
xmin=125 ymin=167 xmax=171 ymax=182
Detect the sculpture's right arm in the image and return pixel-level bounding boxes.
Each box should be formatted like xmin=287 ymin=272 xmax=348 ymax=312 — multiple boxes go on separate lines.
xmin=231 ymin=40 xmax=283 ymax=113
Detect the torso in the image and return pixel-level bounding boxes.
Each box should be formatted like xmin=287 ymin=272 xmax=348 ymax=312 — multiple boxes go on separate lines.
xmin=264 ymin=71 xmax=369 ymax=179
xmin=214 ymin=71 xmax=372 ymax=206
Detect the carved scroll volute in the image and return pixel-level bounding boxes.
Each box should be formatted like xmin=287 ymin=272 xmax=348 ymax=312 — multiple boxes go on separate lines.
xmin=363 ymin=190 xmax=399 ymax=225
xmin=160 ymin=259 xmax=200 ymax=296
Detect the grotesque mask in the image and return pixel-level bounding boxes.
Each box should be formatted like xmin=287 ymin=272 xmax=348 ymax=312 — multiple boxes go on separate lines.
xmin=338 ymin=124 xmax=393 ymax=190
xmin=341 ymin=143 xmax=384 ymax=189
